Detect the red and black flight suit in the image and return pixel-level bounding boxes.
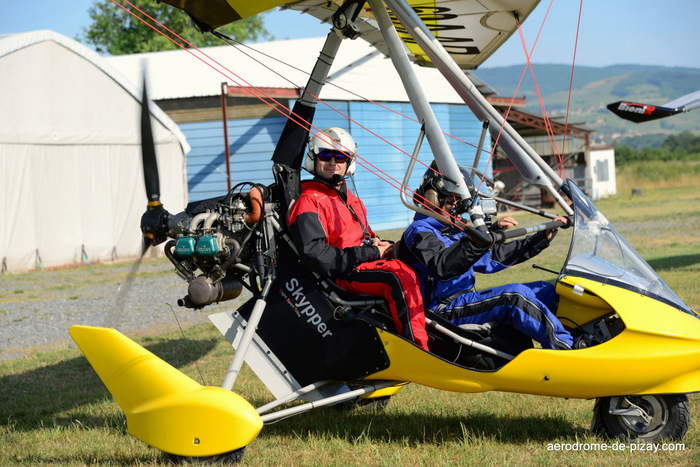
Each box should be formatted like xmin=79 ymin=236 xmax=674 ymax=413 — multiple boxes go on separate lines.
xmin=288 ymin=179 xmax=429 ymax=350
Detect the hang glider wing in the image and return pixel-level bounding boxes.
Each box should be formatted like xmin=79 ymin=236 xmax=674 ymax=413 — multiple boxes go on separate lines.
xmin=157 ymin=0 xmax=541 ymax=70
xmin=607 ymin=89 xmax=700 ymax=123
xmin=664 ymin=89 xmax=700 ymax=111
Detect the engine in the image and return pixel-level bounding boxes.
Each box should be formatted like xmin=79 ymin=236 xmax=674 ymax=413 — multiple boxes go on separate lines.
xmin=155 ymin=183 xmax=273 ymax=310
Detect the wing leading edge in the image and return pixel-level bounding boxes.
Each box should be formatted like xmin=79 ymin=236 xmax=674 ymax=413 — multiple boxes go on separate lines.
xmin=155 ymin=0 xmax=541 ymax=70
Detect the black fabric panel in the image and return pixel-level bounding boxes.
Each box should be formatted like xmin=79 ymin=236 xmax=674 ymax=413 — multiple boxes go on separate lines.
xmin=237 ymin=243 xmax=389 ymax=386
xmin=424 ymin=310 xmax=533 ymax=371
xmin=271 ymin=101 xmax=316 ymax=168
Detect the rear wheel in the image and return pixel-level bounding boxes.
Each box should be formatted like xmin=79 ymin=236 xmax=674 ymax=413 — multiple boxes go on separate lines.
xmin=592 ymin=394 xmax=690 ymax=442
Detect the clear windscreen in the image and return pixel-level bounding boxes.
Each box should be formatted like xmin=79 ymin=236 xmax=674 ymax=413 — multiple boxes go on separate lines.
xmin=563 ymin=181 xmax=694 ymax=316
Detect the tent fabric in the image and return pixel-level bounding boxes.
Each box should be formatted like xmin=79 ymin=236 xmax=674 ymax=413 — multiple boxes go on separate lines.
xmin=0 ymin=31 xmax=189 ymax=272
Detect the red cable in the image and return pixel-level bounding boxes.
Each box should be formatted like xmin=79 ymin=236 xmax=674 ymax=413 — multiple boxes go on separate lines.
xmin=516 ymin=4 xmax=564 ymax=175
xmin=112 ymin=0 xmax=477 ymax=227
xmin=562 ymin=1 xmax=584 ymax=173
xmin=112 ymin=0 xmax=579 ymax=228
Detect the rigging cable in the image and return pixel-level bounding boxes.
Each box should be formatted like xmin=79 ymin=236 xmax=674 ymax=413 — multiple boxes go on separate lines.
xmin=215 ymin=31 xmax=504 ymax=226
xmin=111 ymin=0 xmax=412 ymax=198
xmin=110 ymin=0 xmax=581 ymax=227
xmin=111 ymin=0 xmax=470 ymax=228
xmin=562 ymin=0 xmax=585 ymax=171
xmin=516 ymin=0 xmax=566 ymax=177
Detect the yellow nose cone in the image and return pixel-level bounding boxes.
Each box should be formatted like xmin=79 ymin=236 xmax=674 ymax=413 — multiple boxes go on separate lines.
xmin=70 ymin=325 xmax=262 ymax=457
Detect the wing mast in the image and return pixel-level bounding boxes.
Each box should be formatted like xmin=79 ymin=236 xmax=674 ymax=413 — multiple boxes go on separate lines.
xmin=381 ymin=0 xmax=573 ymax=216
xmin=368 ymin=0 xmax=572 ymax=218
xmin=366 ymin=0 xmax=468 ymax=202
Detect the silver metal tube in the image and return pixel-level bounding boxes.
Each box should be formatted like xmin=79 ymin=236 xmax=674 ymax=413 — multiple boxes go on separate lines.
xmin=256 ymin=380 xmax=332 ymax=415
xmin=259 ymin=380 xmax=399 ymax=423
xmin=384 ymin=0 xmax=572 ymax=215
xmin=400 ymin=125 xmax=437 ymax=218
xmin=221 ymin=276 xmax=273 ymax=390
xmin=188 ymin=212 xmax=209 ymax=231
xmin=425 ymin=318 xmax=514 ymax=360
xmin=470 ymin=121 xmax=489 ymax=181
xmin=368 ymin=0 xmax=473 ymax=202
xmin=202 ymin=212 xmax=220 ymax=231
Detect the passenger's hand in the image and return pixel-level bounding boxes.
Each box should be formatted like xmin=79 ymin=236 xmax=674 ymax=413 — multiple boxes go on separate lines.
xmin=381 ymin=244 xmax=395 ymax=259
xmin=546 ymin=216 xmax=568 ymax=240
xmin=495 ymin=216 xmax=518 ymax=230
xmin=373 ymin=237 xmax=393 ymax=259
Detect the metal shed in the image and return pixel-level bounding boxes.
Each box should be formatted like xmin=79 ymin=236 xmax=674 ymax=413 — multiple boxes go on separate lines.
xmin=107 ymin=37 xmax=491 ymax=231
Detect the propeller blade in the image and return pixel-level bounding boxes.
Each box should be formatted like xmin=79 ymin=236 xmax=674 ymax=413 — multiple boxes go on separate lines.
xmin=107 ymin=250 xmax=146 ymax=328
xmin=141 ymin=78 xmax=160 ymax=203
xmin=141 ymin=236 xmax=153 ymax=256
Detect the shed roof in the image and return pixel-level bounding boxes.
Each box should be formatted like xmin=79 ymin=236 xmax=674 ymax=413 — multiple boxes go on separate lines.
xmin=106 ymin=36 xmax=467 ymax=105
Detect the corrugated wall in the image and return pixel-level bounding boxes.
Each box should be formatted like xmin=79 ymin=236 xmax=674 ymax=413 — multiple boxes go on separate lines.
xmin=179 ymin=100 xmax=490 ymax=231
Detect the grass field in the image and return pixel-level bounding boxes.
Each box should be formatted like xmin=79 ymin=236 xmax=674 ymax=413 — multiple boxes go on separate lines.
xmin=1 ymin=164 xmax=699 ymax=465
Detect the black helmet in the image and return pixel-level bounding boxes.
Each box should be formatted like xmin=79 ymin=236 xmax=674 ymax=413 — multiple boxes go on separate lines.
xmin=414 ymin=161 xmax=475 ymax=209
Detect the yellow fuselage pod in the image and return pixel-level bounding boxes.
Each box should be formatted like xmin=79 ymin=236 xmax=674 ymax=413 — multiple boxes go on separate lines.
xmin=70 ymin=326 xmax=263 ymax=457
xmin=369 ymin=277 xmax=700 ymax=398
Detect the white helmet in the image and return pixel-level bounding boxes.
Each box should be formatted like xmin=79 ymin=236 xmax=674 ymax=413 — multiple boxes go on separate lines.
xmin=304 ymin=127 xmax=357 ymax=176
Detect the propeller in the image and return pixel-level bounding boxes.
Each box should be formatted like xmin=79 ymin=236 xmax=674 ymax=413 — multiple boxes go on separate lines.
xmin=108 ymin=77 xmax=173 ymax=325
xmin=139 ymin=77 xmax=172 ymax=254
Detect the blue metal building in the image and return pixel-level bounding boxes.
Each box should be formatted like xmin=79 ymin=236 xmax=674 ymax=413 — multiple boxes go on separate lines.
xmin=181 ymin=100 xmax=490 ymax=231
xmin=109 ymin=37 xmax=492 ymax=231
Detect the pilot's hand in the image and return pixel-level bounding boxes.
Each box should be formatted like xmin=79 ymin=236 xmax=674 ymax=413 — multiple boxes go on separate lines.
xmin=495 ymin=216 xmax=518 ymax=230
xmin=546 ymin=216 xmax=568 ymax=240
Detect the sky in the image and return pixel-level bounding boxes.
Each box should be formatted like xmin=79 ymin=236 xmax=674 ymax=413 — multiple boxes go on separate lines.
xmin=1 ymin=0 xmax=699 ymax=69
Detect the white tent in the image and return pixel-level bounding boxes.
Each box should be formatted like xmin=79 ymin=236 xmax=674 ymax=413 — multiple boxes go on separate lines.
xmin=0 ymin=30 xmax=189 ymax=273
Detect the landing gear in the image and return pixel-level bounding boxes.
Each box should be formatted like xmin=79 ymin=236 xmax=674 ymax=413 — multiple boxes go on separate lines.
xmin=592 ymin=394 xmax=690 ymax=442
xmin=354 ymin=395 xmax=392 ymax=411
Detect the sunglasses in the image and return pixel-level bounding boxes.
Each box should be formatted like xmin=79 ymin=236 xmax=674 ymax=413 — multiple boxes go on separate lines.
xmin=317 ymin=150 xmax=350 ymax=163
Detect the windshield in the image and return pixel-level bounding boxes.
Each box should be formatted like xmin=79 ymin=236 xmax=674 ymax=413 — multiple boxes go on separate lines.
xmin=563 ymin=181 xmax=694 ymax=316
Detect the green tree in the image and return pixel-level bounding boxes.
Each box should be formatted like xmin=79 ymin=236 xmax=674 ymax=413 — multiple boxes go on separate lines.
xmin=614 ymin=130 xmax=700 ymax=166
xmin=79 ymin=0 xmax=270 ymax=55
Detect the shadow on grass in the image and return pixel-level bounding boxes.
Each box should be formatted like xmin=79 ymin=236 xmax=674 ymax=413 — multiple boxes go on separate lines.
xmin=0 ymin=336 xmax=218 ymax=431
xmin=647 ymin=253 xmax=700 ymax=271
xmin=262 ymin=403 xmax=588 ymax=445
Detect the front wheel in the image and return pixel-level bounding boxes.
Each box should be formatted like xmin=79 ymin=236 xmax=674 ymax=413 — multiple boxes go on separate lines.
xmin=592 ymin=394 xmax=690 ymax=442
xmin=168 ymin=447 xmax=245 ymax=464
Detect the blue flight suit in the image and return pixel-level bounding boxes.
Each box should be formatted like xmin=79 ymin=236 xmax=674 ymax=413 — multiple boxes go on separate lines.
xmin=398 ymin=213 xmax=573 ymax=350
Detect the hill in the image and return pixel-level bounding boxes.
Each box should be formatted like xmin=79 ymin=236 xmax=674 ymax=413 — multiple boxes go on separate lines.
xmin=472 ymin=64 xmax=700 ymax=145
